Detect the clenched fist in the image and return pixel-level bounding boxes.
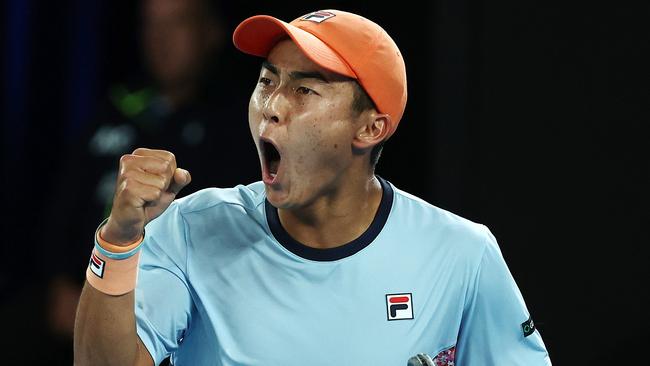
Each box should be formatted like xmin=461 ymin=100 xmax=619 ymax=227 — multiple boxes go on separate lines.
xmin=100 ymin=148 xmax=191 ymax=246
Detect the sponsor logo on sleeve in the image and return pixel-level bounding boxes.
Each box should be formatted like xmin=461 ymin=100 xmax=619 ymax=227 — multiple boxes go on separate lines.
xmin=521 ymin=315 xmax=536 ymax=337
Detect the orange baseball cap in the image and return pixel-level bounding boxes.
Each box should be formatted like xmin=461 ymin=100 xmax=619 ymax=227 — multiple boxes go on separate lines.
xmin=233 ymin=9 xmax=407 ymax=139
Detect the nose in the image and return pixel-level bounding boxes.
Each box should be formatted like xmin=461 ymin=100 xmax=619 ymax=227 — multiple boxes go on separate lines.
xmin=262 ymin=87 xmax=287 ymax=124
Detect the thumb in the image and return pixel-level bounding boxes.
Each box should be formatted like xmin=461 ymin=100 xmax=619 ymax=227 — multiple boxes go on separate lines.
xmin=168 ymin=168 xmax=191 ymax=195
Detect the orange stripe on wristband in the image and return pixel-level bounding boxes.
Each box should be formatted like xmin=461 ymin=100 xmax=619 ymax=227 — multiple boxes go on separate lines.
xmin=96 ymin=229 xmax=144 ymax=253
xmin=86 ymin=248 xmax=140 ymax=296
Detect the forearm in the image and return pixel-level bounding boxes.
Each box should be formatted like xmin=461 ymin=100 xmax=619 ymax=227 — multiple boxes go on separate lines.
xmin=74 ymin=281 xmax=142 ymax=366
xmin=74 ymin=148 xmax=188 ymax=366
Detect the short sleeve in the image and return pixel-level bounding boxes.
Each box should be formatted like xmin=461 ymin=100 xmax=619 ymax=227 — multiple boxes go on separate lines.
xmin=456 ymin=227 xmax=551 ymax=365
xmin=135 ymin=202 xmax=194 ymax=365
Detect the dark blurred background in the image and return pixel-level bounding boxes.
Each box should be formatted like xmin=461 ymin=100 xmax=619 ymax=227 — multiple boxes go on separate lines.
xmin=1 ymin=0 xmax=648 ymax=364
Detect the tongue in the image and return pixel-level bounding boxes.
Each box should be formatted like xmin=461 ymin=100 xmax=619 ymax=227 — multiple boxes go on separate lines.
xmin=269 ymin=159 xmax=280 ymax=175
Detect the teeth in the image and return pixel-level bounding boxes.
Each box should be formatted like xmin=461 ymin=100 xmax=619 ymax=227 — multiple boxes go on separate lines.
xmin=270 ymin=173 xmax=277 ymax=178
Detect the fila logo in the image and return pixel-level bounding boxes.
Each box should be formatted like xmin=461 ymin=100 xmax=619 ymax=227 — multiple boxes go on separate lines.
xmin=386 ymin=293 xmax=414 ymax=321
xmin=89 ymin=252 xmax=105 ymax=278
xmin=300 ymin=11 xmax=336 ymax=23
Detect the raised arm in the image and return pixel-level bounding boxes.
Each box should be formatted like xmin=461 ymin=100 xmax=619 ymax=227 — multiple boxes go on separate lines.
xmin=74 ymin=148 xmax=191 ymax=366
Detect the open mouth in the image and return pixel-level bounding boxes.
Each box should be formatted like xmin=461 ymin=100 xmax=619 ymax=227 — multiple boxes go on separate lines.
xmin=261 ymin=138 xmax=282 ymax=182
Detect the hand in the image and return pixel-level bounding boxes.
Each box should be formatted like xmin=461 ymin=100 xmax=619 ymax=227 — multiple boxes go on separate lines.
xmin=100 ymin=148 xmax=191 ymax=246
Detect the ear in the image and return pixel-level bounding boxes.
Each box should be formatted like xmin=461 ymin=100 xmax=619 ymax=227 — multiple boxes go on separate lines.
xmin=352 ymin=111 xmax=392 ymax=151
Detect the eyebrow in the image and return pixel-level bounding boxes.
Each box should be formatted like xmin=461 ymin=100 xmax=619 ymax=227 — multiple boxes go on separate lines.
xmin=262 ymin=61 xmax=279 ymax=75
xmin=262 ymin=61 xmax=329 ymax=83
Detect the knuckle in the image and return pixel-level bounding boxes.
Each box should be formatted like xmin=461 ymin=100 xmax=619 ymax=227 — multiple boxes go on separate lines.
xmin=121 ymin=178 xmax=133 ymax=191
xmin=122 ymin=169 xmax=135 ymax=179
xmin=147 ymin=188 xmax=162 ymax=201
xmin=158 ymin=176 xmax=169 ymax=189
xmin=132 ymin=147 xmax=148 ymax=155
xmin=160 ymin=159 xmax=171 ymax=171
xmin=119 ymin=154 xmax=133 ymax=165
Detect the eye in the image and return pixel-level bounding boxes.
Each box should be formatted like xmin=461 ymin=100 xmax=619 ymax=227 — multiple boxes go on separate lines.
xmin=259 ymin=77 xmax=272 ymax=86
xmin=295 ymin=86 xmax=317 ymax=95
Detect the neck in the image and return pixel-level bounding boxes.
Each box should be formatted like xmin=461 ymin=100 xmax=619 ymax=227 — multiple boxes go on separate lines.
xmin=277 ymin=173 xmax=383 ymax=250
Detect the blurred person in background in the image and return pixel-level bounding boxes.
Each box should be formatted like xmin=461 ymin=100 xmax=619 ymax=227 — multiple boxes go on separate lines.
xmin=4 ymin=0 xmax=255 ymax=364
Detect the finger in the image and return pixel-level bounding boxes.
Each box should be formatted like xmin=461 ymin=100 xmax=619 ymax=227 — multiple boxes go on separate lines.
xmin=116 ymin=178 xmax=164 ymax=206
xmin=120 ymin=154 xmax=172 ymax=176
xmin=121 ymin=168 xmax=167 ymax=191
xmin=168 ymin=168 xmax=191 ymax=195
xmin=132 ymin=148 xmax=177 ymax=173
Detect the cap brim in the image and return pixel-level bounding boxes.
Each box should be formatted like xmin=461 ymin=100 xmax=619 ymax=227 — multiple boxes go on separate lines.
xmin=233 ymin=15 xmax=356 ymax=78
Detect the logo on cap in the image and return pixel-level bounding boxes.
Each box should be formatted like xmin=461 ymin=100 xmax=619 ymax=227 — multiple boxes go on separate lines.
xmin=386 ymin=293 xmax=414 ymax=321
xmin=300 ymin=11 xmax=336 ymax=23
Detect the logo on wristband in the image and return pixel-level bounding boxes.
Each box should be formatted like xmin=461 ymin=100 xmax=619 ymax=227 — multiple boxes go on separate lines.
xmin=89 ymin=252 xmax=106 ymax=278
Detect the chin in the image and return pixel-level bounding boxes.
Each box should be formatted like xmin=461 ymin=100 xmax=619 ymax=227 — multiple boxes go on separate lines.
xmin=264 ymin=185 xmax=293 ymax=209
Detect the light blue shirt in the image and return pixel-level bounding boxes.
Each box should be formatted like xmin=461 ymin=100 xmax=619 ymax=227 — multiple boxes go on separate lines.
xmin=135 ymin=177 xmax=551 ymax=365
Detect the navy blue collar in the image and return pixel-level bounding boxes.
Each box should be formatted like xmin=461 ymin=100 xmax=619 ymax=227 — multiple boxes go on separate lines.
xmin=265 ymin=176 xmax=394 ymax=261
